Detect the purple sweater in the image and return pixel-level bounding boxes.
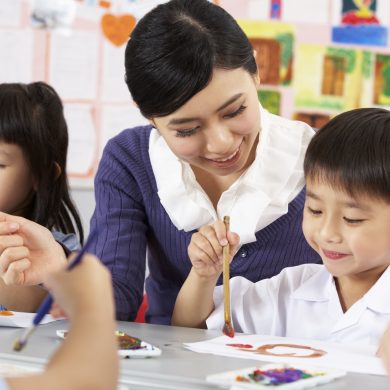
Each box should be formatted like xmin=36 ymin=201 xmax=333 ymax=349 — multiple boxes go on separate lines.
xmin=90 ymin=125 xmax=321 ymax=324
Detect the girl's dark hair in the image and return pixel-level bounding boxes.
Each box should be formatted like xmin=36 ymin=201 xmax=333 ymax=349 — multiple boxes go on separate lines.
xmin=125 ymin=0 xmax=257 ymax=118
xmin=304 ymin=108 xmax=390 ymax=203
xmin=0 ymin=82 xmax=84 ymax=244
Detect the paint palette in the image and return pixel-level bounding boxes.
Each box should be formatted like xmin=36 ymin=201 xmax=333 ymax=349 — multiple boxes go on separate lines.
xmin=56 ymin=330 xmax=161 ymax=358
xmin=206 ymin=364 xmax=345 ymax=389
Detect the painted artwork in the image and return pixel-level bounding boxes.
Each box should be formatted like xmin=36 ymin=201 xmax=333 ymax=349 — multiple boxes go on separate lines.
xmin=184 ymin=334 xmax=386 ymax=376
xmin=294 ymin=44 xmax=362 ymax=113
xmin=239 ymin=21 xmax=294 ymax=86
xmin=258 ymin=90 xmax=281 ymax=115
xmin=294 ymin=112 xmax=331 ymax=129
xmin=360 ymin=51 xmax=390 ymax=107
xmin=332 ymin=0 xmax=387 ymax=46
xmin=270 ymin=0 xmax=282 ymax=19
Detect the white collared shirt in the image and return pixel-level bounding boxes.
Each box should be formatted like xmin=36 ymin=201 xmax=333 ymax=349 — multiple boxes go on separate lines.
xmin=149 ymin=105 xmax=314 ymax=245
xmin=207 ymin=264 xmax=390 ymax=347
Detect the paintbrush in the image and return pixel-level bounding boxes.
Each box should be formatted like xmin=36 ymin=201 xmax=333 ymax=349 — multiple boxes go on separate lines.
xmin=13 ymin=228 xmax=97 ymax=352
xmin=222 ymin=216 xmax=235 ymax=338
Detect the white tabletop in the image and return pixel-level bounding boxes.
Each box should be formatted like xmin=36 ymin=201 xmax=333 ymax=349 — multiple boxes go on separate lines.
xmin=0 ymin=321 xmax=389 ymax=389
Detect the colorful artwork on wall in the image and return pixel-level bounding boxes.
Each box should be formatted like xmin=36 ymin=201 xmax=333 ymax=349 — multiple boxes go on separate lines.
xmin=239 ymin=21 xmax=294 ymax=86
xmin=294 ymin=44 xmax=362 ymax=113
xmin=332 ymin=0 xmax=387 ymax=46
xmin=258 ymin=90 xmax=281 ymax=115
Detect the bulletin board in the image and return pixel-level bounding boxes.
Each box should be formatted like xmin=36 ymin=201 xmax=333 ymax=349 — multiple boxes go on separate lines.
xmin=0 ymin=0 xmax=389 ymax=188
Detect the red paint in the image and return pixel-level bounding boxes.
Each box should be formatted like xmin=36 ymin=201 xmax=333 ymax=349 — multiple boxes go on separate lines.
xmin=223 ymin=321 xmax=235 ymax=338
xmin=226 ymin=343 xmax=253 ymax=349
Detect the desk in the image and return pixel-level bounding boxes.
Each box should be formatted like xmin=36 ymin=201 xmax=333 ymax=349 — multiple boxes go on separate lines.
xmin=0 ymin=321 xmax=389 ymax=389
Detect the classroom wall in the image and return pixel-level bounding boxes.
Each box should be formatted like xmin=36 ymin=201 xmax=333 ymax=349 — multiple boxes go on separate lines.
xmin=2 ymin=0 xmax=390 ymax=236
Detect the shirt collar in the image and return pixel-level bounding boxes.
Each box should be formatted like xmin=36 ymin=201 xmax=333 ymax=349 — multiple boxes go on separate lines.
xmin=149 ymin=104 xmax=313 ymax=244
xmin=292 ymin=266 xmax=334 ymax=302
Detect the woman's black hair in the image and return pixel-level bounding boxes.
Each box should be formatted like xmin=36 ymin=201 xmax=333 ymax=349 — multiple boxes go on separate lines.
xmin=125 ymin=0 xmax=257 ymax=118
xmin=0 ymin=82 xmax=84 ymax=244
xmin=304 ymin=107 xmax=390 ymax=203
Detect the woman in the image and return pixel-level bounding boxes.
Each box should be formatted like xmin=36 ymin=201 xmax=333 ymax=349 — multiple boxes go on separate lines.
xmin=90 ymin=0 xmax=320 ymax=324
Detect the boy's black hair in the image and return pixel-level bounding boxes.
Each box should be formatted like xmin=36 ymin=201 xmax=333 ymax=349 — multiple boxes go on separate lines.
xmin=125 ymin=0 xmax=257 ymax=118
xmin=304 ymin=107 xmax=390 ymax=203
xmin=0 ymin=82 xmax=84 ymax=244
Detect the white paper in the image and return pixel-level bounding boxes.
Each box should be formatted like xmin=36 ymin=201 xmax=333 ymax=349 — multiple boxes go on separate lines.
xmin=0 ymin=0 xmax=23 ymax=28
xmin=282 ymin=0 xmax=329 ymax=24
xmin=184 ymin=334 xmax=386 ymax=376
xmin=64 ymin=103 xmax=97 ymax=176
xmin=0 ymin=312 xmax=56 ymax=328
xmin=0 ymin=30 xmax=33 ymax=83
xmin=49 ymin=30 xmax=99 ymax=100
xmin=248 ymin=0 xmax=271 ymax=20
xmin=100 ymin=105 xmax=148 ymax=154
xmin=101 ymin=40 xmax=131 ymax=102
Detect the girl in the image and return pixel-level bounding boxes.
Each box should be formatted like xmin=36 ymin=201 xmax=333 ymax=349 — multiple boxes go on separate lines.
xmin=1 ymin=255 xmax=118 ymax=390
xmin=0 ymin=0 xmax=320 ymax=323
xmin=173 ymin=108 xmax=390 ymax=349
xmin=0 ymin=82 xmax=83 ymax=312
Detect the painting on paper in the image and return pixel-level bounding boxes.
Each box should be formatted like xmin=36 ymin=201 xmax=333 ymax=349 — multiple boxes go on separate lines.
xmin=294 ymin=44 xmax=362 ymax=114
xmin=239 ymin=21 xmax=294 ymax=86
xmin=332 ymin=0 xmax=387 ymax=46
xmin=258 ymin=90 xmax=281 ymax=115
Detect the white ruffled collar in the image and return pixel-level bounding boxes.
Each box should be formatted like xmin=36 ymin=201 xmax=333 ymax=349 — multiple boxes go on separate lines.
xmin=149 ymin=105 xmax=313 ymax=244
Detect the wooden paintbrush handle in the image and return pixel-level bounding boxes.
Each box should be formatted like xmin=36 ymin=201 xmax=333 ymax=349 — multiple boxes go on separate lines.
xmin=223 ymin=216 xmax=231 ymax=322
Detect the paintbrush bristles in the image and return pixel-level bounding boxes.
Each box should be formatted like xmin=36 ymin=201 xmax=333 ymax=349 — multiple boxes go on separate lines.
xmin=13 ymin=326 xmax=36 ymax=352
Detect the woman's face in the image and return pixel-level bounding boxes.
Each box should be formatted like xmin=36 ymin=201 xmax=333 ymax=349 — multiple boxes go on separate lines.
xmin=151 ymin=68 xmax=261 ymax=178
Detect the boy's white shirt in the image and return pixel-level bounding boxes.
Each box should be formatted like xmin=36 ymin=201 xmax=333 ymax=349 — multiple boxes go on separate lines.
xmin=149 ymin=104 xmax=314 ymax=244
xmin=207 ymin=264 xmax=390 ymax=347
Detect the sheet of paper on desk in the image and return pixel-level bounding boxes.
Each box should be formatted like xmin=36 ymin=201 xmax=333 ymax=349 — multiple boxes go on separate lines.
xmin=184 ymin=334 xmax=386 ymax=376
xmin=0 ymin=312 xmax=56 ymax=328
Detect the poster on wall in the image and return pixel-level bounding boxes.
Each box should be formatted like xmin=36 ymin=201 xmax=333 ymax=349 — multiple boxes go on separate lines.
xmin=239 ymin=20 xmax=294 ymax=86
xmin=332 ymin=0 xmax=388 ymax=46
xmin=294 ymin=44 xmax=363 ymax=114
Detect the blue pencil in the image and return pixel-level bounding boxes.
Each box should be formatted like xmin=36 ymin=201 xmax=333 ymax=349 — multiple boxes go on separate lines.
xmin=13 ymin=228 xmax=98 ymax=352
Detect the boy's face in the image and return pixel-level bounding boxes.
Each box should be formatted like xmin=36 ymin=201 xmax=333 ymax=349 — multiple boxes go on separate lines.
xmin=302 ymin=178 xmax=390 ymax=279
xmin=0 ymin=142 xmax=34 ymax=215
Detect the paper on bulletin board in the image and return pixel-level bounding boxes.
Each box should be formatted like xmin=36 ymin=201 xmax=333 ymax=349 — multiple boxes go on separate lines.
xmin=48 ymin=30 xmax=100 ymax=100
xmin=282 ymin=0 xmax=329 ymax=24
xmin=359 ymin=51 xmax=390 ymax=109
xmin=331 ymin=0 xmax=389 ymax=47
xmin=0 ymin=31 xmax=33 ymax=83
xmin=294 ymin=44 xmax=362 ymax=113
xmin=100 ymin=105 xmax=149 ymax=154
xmin=64 ymin=103 xmax=98 ymax=178
xmin=0 ymin=0 xmax=23 ymax=28
xmin=101 ymin=40 xmax=130 ymax=102
xmin=238 ymin=20 xmax=294 ymax=86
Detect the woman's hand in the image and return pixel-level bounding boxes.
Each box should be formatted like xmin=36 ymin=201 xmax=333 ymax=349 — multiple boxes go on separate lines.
xmin=0 ymin=212 xmax=67 ymax=286
xmin=188 ymin=219 xmax=240 ymax=279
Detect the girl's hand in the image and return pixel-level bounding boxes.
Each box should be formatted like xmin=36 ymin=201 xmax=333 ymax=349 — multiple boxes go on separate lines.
xmin=378 ymin=325 xmax=390 ymax=377
xmin=188 ymin=220 xmax=240 ymax=279
xmin=45 ymin=254 xmax=113 ymax=320
xmin=0 ymin=212 xmax=67 ymax=286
